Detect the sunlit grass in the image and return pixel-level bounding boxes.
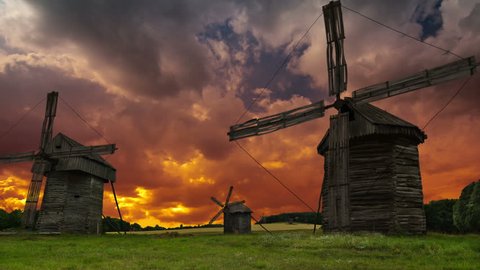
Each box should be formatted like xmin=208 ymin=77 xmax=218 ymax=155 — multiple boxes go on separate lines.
xmin=0 ymin=228 xmax=479 ymax=270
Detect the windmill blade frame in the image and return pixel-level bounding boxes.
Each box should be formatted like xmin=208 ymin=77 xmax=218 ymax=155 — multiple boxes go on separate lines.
xmin=228 ymin=100 xmax=326 ymax=141
xmin=352 ymin=56 xmax=477 ymax=104
xmin=39 ymin=92 xmax=58 ymax=150
xmin=208 ymin=208 xmax=224 ymax=225
xmin=0 ymin=151 xmax=36 ymax=164
xmin=224 ymin=186 xmax=234 ymax=206
xmin=21 ymin=92 xmax=58 ymax=228
xmin=210 ymin=196 xmax=224 ymax=207
xmin=324 ymin=0 xmax=347 ymax=97
xmin=22 ymin=161 xmax=49 ymax=228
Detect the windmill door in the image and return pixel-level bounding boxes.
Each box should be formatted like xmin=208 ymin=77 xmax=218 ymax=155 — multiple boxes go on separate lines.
xmin=327 ymin=112 xmax=350 ymax=230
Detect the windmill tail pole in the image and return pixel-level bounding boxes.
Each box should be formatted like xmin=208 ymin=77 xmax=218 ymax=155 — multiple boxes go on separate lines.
xmin=251 ymin=215 xmax=272 ymax=235
xmin=102 ymin=214 xmax=122 ymax=235
xmin=313 ymin=181 xmax=324 ymax=235
xmin=111 ymin=181 xmax=127 ymax=235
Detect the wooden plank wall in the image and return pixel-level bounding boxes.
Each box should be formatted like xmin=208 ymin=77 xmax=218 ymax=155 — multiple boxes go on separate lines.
xmin=36 ymin=171 xmax=67 ymax=232
xmin=37 ymin=172 xmax=104 ymax=234
xmin=392 ymin=142 xmax=426 ymax=234
xmin=63 ymin=173 xmax=104 ymax=234
xmin=325 ymin=112 xmax=350 ymax=231
xmin=230 ymin=214 xmax=251 ymax=234
xmin=349 ymin=138 xmax=395 ymax=232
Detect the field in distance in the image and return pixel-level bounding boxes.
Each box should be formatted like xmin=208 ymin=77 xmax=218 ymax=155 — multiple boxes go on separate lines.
xmin=126 ymin=222 xmax=314 ymax=235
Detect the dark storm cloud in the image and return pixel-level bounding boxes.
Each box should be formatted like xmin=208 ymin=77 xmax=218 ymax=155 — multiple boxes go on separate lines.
xmin=413 ymin=0 xmax=443 ymax=40
xmin=0 ymin=60 xmax=115 ymax=154
xmin=198 ymin=19 xmax=322 ymax=113
xmin=26 ymin=0 xmax=217 ymax=99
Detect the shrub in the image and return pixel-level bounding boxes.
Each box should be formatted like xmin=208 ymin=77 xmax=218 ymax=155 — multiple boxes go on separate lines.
xmin=453 ymin=181 xmax=480 ymax=233
xmin=0 ymin=209 xmax=22 ymax=230
xmin=424 ymin=199 xmax=457 ymax=233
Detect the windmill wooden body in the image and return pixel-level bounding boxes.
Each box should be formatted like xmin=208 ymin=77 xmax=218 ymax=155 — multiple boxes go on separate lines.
xmin=0 ymin=92 xmax=117 ymax=234
xmin=209 ymin=186 xmax=252 ymax=234
xmin=228 ymin=1 xmax=477 ymax=234
xmin=317 ymin=99 xmax=427 ymax=233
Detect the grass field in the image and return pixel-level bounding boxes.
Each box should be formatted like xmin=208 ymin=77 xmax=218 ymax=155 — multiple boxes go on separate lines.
xmin=126 ymin=223 xmax=314 ymax=235
xmin=0 ymin=224 xmax=479 ymax=270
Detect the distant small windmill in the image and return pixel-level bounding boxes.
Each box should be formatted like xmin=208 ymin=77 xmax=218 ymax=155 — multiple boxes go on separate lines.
xmin=0 ymin=91 xmax=119 ymax=234
xmin=209 ymin=186 xmax=252 ymax=234
xmin=228 ymin=1 xmax=477 ymax=234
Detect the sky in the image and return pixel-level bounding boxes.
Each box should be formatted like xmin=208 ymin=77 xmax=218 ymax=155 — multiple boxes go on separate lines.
xmin=0 ymin=0 xmax=479 ymax=228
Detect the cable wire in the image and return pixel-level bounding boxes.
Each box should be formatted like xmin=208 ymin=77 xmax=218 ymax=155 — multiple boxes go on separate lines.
xmin=234 ymin=12 xmax=324 ymax=124
xmin=235 ymin=141 xmax=316 ymax=212
xmin=0 ymin=96 xmax=46 ymax=141
xmin=422 ymin=76 xmax=473 ymax=129
xmin=342 ymin=5 xmax=464 ymax=60
xmin=59 ymin=96 xmax=111 ymax=144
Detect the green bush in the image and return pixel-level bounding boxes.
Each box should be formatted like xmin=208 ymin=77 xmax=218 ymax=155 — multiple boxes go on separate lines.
xmin=258 ymin=212 xmax=322 ymax=224
xmin=0 ymin=209 xmax=22 ymax=230
xmin=453 ymin=181 xmax=480 ymax=233
xmin=424 ymin=199 xmax=458 ymax=233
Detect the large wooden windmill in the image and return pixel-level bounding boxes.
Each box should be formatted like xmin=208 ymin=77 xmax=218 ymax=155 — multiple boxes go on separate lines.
xmin=209 ymin=186 xmax=252 ymax=234
xmin=228 ymin=1 xmax=477 ymax=234
xmin=0 ymin=91 xmax=118 ymax=234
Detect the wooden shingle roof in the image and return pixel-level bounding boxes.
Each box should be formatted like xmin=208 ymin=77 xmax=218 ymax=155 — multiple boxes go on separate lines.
xmin=227 ymin=203 xmax=252 ymax=214
xmin=46 ymin=133 xmax=116 ymax=181
xmin=317 ymin=98 xmax=427 ymax=155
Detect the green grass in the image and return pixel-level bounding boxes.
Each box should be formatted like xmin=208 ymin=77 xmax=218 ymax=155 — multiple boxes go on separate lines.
xmin=0 ymin=227 xmax=479 ymax=270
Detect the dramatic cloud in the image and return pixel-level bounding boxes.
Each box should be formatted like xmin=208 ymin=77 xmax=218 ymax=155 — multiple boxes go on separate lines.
xmin=0 ymin=0 xmax=479 ymax=227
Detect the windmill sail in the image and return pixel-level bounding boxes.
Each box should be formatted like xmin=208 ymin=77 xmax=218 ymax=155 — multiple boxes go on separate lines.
xmin=229 ymin=100 xmax=325 ymax=141
xmin=22 ymin=92 xmax=58 ymax=228
xmin=0 ymin=151 xmax=36 ymax=164
xmin=352 ymin=56 xmax=477 ymax=104
xmin=324 ymin=0 xmax=347 ymax=97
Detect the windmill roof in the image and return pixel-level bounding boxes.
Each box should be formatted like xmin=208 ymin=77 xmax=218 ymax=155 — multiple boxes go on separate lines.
xmin=226 ymin=203 xmax=252 ymax=214
xmin=46 ymin=133 xmax=116 ymax=181
xmin=317 ymin=98 xmax=426 ymax=155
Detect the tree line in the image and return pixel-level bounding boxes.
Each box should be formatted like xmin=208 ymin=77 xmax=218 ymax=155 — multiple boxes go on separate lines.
xmin=425 ymin=180 xmax=480 ymax=233
xmin=1 ymin=180 xmax=479 ymax=233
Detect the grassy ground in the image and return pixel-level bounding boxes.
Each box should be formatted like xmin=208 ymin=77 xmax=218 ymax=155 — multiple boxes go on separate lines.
xmin=0 ymin=225 xmax=479 ymax=270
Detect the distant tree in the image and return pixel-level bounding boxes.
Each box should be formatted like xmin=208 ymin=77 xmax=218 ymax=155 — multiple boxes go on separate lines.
xmin=424 ymin=199 xmax=458 ymax=233
xmin=102 ymin=216 xmax=132 ymax=232
xmin=257 ymin=212 xmax=322 ymax=224
xmin=154 ymin=225 xmax=166 ymax=230
xmin=453 ymin=181 xmax=480 ymax=233
xmin=8 ymin=210 xmax=22 ymax=228
xmin=144 ymin=226 xmax=155 ymax=231
xmin=131 ymin=223 xmax=142 ymax=231
xmin=0 ymin=209 xmax=9 ymax=230
xmin=0 ymin=209 xmax=22 ymax=230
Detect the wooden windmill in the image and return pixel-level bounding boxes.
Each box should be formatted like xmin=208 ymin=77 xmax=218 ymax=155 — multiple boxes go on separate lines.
xmin=209 ymin=186 xmax=252 ymax=234
xmin=0 ymin=91 xmax=118 ymax=234
xmin=228 ymin=1 xmax=477 ymax=234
